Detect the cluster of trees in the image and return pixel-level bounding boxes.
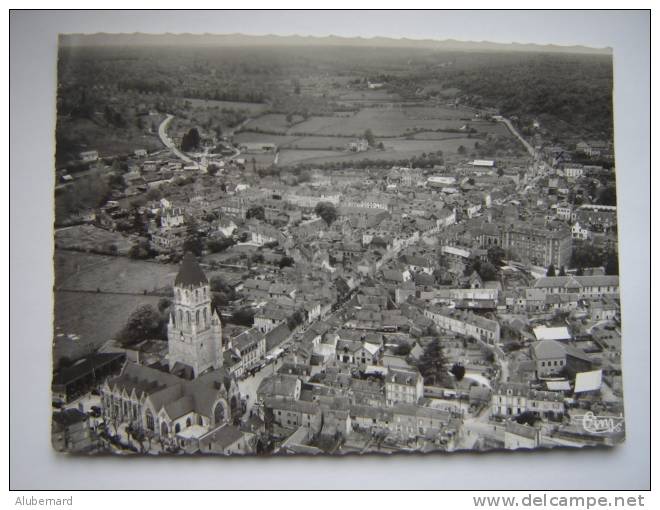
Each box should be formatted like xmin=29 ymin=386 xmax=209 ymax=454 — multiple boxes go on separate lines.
xmin=287 ymin=153 xmax=444 ymax=172
xmin=180 ymin=127 xmax=201 ymax=152
xmin=546 ymin=264 xmax=567 ymax=277
xmin=210 ymin=276 xmax=237 ymax=308
xmin=570 ymin=243 xmax=619 ymax=275
xmin=129 ymin=240 xmax=155 ymax=260
xmin=116 ymin=300 xmax=171 ymax=347
xmin=463 ymin=257 xmax=499 ymax=282
xmin=117 ymin=78 xmax=173 ymax=95
xmin=54 ymin=174 xmax=111 ymax=223
xmin=103 ymin=105 xmax=127 ymax=128
xmin=246 ymin=206 xmax=265 ymax=221
xmin=314 ymin=202 xmax=338 ymax=226
xmin=442 ymin=52 xmax=613 ymax=140
xmin=363 ymin=129 xmax=376 ymax=147
xmin=415 ymin=339 xmax=448 ymax=386
xmin=487 ymin=246 xmax=506 ymax=267
xmin=207 ymin=236 xmax=235 ymax=254
xmin=597 ymin=185 xmax=617 ymax=206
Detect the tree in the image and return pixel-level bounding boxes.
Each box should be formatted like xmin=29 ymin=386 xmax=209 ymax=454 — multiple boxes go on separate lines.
xmin=605 ymin=251 xmax=619 ymax=275
xmin=129 ymin=240 xmax=152 ymax=260
xmin=478 ymin=261 xmax=499 ymax=281
xmin=233 ymin=307 xmax=255 ymax=327
xmin=146 ymin=187 xmax=162 ymax=201
xmin=117 ymin=305 xmax=165 ymax=346
xmin=546 ymin=264 xmax=556 ymax=277
xmin=571 ymin=243 xmax=603 ymax=269
xmin=457 ymin=145 xmax=467 ymax=155
xmin=287 ymin=310 xmax=304 ymax=330
xmin=487 ymin=246 xmax=506 ymax=267
xmin=497 ymin=167 xmax=504 ymax=177
xmin=207 ymin=164 xmax=220 ymax=176
xmin=450 ymin=363 xmax=466 ymax=381
xmin=464 ymin=258 xmax=498 ymax=281
xmin=394 ymin=343 xmax=411 ymax=356
xmin=416 ymin=339 xmax=447 ymax=386
xmin=314 ymin=201 xmax=337 ymax=226
xmin=515 ymin=411 xmax=539 ymax=426
xmin=183 ymin=235 xmax=204 ymax=257
xmin=246 ymin=206 xmax=265 ymax=221
xmin=558 ymin=266 xmax=566 ymax=277
xmin=597 ymin=185 xmax=617 ymax=206
xmin=181 ymin=128 xmax=201 ymax=152
xmin=157 ymin=298 xmax=171 ymax=313
xmin=279 ymin=256 xmax=294 ymax=269
xmin=207 ymin=236 xmax=234 ymax=254
xmin=363 ymin=129 xmax=376 ymax=147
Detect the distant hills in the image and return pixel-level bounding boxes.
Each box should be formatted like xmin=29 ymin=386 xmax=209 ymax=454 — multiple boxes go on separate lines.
xmin=59 ymin=32 xmax=612 ymax=55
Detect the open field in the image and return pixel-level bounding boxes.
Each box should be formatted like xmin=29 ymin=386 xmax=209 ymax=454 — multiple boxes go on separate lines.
xmin=55 ymin=250 xmax=179 ymax=293
xmin=234 ymin=132 xmax=298 ymax=146
xmin=277 ymin=136 xmax=480 ymax=166
xmin=181 ymin=98 xmax=269 ymax=114
xmin=55 ymin=225 xmax=134 ymax=255
xmin=235 ymin=132 xmax=354 ymax=151
xmin=289 ymin=108 xmax=471 ymax=137
xmin=52 ymin=251 xmax=247 ymax=362
xmin=409 ymin=131 xmax=469 ymax=140
xmin=402 ymin=105 xmax=475 ymax=120
xmin=243 ymin=113 xmax=291 ymax=132
xmin=382 ymin=138 xmax=476 ymax=153
xmin=335 ymin=89 xmax=402 ymax=102
xmin=53 ymin=291 xmax=162 ymax=362
xmin=242 ymin=152 xmax=277 ymax=169
xmin=57 ymin=116 xmax=163 ymax=163
xmin=277 ymin=149 xmax=345 ymax=166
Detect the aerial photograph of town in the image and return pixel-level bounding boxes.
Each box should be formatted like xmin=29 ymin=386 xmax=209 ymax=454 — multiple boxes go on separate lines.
xmin=51 ymin=31 xmax=625 ymax=456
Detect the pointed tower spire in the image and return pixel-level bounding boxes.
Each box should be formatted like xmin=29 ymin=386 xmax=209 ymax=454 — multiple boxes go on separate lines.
xmin=175 ymin=252 xmax=208 ymax=288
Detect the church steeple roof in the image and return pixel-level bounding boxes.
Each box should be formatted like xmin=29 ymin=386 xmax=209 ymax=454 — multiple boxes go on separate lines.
xmin=175 ymin=252 xmax=208 ymax=287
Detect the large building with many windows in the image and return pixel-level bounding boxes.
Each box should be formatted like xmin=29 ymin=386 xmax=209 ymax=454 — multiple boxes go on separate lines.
xmin=502 ymin=224 xmax=572 ymax=268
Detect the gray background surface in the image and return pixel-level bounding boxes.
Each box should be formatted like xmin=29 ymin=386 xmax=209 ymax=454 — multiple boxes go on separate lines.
xmin=9 ymin=10 xmax=650 ymax=489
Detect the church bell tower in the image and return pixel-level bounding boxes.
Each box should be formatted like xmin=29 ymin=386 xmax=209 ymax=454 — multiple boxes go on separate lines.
xmin=168 ymin=252 xmax=223 ymax=378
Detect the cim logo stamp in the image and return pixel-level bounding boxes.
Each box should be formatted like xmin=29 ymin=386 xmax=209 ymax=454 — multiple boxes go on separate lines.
xmin=576 ymin=411 xmax=625 ymax=434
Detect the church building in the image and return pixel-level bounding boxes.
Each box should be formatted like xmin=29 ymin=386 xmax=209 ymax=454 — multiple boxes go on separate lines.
xmin=100 ymin=253 xmax=240 ymax=447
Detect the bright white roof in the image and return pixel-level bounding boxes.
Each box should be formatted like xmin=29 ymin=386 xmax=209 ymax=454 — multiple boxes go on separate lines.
xmin=534 ymin=325 xmax=571 ymax=341
xmin=546 ymin=380 xmax=571 ymax=391
xmin=442 ymin=245 xmax=471 ymax=258
xmin=427 ymin=175 xmax=456 ymax=184
xmin=176 ymin=425 xmax=207 ymax=439
xmin=472 ymin=159 xmax=495 ymax=167
xmin=363 ymin=342 xmax=381 ymax=355
xmin=574 ymin=370 xmax=602 ymax=393
xmin=364 ymin=365 xmax=388 ymax=375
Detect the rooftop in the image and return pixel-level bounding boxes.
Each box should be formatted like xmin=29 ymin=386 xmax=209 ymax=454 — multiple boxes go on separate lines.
xmin=175 ymin=252 xmax=208 ymax=287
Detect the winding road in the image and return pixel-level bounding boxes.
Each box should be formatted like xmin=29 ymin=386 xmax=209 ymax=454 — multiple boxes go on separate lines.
xmin=496 ymin=116 xmax=536 ymax=158
xmin=158 ymin=114 xmax=245 ymax=168
xmin=157 ymin=115 xmax=195 ymax=165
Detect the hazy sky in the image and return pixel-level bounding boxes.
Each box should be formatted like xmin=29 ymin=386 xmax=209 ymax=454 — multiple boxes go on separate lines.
xmin=18 ymin=10 xmax=648 ymax=49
